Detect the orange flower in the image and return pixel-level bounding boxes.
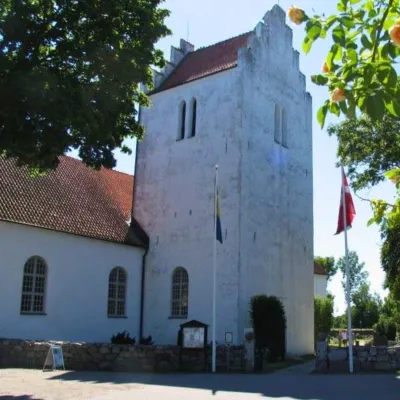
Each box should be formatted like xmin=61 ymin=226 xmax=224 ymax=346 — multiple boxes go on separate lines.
xmin=287 ymin=6 xmax=306 ymax=25
xmin=322 ymin=62 xmax=330 ymax=74
xmin=330 ymin=88 xmax=346 ymax=103
xmin=389 ymin=23 xmax=400 ymax=48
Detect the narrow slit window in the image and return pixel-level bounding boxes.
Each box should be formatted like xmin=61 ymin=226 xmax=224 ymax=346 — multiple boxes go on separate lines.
xmin=178 ymin=101 xmax=186 ymax=140
xmin=191 ymin=99 xmax=197 ymax=137
xmin=282 ymin=108 xmax=288 ymax=148
xmin=274 ymin=104 xmax=281 ymax=144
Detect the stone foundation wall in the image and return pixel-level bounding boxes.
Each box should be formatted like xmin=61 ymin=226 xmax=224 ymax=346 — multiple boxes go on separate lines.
xmin=0 ymin=339 xmax=244 ymax=372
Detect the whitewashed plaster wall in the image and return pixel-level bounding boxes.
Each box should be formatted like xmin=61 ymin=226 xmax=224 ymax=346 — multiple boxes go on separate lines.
xmin=237 ymin=6 xmax=314 ymax=355
xmin=134 ymin=4 xmax=314 ymax=354
xmin=314 ymin=275 xmax=328 ymax=298
xmin=0 ymin=221 xmax=144 ymax=343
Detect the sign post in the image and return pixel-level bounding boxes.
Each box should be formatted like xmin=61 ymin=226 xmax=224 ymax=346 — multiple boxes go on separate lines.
xmin=43 ymin=345 xmax=65 ymax=371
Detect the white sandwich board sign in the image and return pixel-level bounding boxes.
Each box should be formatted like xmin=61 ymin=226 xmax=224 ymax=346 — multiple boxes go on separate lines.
xmin=43 ymin=345 xmax=65 ymax=371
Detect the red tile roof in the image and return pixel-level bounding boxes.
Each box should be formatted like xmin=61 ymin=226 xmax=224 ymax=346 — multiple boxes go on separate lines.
xmin=0 ymin=156 xmax=148 ymax=247
xmin=314 ymin=262 xmax=329 ymax=276
xmin=154 ymin=32 xmax=252 ymax=93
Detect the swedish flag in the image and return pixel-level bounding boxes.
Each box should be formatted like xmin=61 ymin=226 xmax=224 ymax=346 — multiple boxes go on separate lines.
xmin=216 ymin=190 xmax=223 ymax=244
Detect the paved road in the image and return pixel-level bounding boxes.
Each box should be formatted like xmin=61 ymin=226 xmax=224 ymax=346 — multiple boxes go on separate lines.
xmin=1 ymin=368 xmax=399 ymax=400
xmin=90 ymin=372 xmax=399 ymax=399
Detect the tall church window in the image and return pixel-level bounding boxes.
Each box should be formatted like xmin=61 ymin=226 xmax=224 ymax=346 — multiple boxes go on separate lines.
xmin=108 ymin=267 xmax=127 ymax=317
xmin=171 ymin=267 xmax=188 ymax=317
xmin=178 ymin=101 xmax=186 ymax=140
xmin=190 ymin=98 xmax=197 ymax=137
xmin=20 ymin=256 xmax=47 ymax=314
xmin=281 ymin=108 xmax=288 ymax=147
xmin=274 ymin=104 xmax=281 ymax=144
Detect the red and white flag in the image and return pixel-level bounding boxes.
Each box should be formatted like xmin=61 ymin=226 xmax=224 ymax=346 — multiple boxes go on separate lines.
xmin=335 ymin=167 xmax=356 ymax=235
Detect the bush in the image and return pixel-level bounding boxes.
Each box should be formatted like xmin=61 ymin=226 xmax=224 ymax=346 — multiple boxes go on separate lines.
xmin=111 ymin=331 xmax=136 ymax=345
xmin=375 ymin=317 xmax=397 ymax=341
xmin=314 ymin=296 xmax=334 ymax=342
xmin=139 ymin=335 xmax=154 ymax=345
xmin=250 ymin=295 xmax=286 ymax=362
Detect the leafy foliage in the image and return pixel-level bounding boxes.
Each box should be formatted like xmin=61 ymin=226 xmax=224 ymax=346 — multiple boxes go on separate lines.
xmin=0 ymin=0 xmax=171 ymax=171
xmin=381 ymin=224 xmax=400 ymax=299
xmin=249 ymin=295 xmax=286 ymax=362
xmin=351 ymin=283 xmax=381 ymax=328
xmin=111 ymin=331 xmax=136 ymax=345
xmin=327 ymin=112 xmax=400 ymax=191
xmin=375 ymin=316 xmax=397 ymax=340
xmin=290 ymin=0 xmax=400 ymax=127
xmin=314 ymin=256 xmax=337 ymax=281
xmin=139 ymin=335 xmax=154 ymax=345
xmin=336 ymin=250 xmax=368 ymax=303
xmin=314 ymin=296 xmax=334 ymax=340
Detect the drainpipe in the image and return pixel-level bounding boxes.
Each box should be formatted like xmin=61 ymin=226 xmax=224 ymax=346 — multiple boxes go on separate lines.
xmin=139 ymin=248 xmax=148 ymax=340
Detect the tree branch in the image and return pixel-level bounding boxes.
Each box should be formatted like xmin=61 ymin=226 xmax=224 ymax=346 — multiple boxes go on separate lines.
xmin=372 ymin=0 xmax=394 ymax=61
xmin=354 ymin=192 xmax=395 ymax=208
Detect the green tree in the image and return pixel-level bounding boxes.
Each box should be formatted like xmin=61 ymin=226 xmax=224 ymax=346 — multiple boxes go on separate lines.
xmin=381 ymin=222 xmax=400 ymax=299
xmin=0 ymin=0 xmax=171 ymax=172
xmin=315 ymin=256 xmax=338 ymax=281
xmin=351 ymin=282 xmax=381 ymax=328
xmin=336 ymin=250 xmax=368 ymax=303
xmin=288 ymin=0 xmax=400 ymax=237
xmin=314 ymin=296 xmax=334 ymax=339
xmin=327 ymin=112 xmax=400 ymax=191
xmin=288 ymin=1 xmax=400 ymax=126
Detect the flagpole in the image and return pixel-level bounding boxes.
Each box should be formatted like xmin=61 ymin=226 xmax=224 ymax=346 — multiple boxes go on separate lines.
xmin=212 ymin=164 xmax=218 ymax=373
xmin=341 ymin=166 xmax=354 ymax=373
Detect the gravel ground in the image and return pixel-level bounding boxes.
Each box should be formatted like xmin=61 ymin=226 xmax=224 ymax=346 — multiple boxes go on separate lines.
xmin=1 ymin=367 xmax=400 ymax=400
xmin=0 ymin=369 xmax=144 ymax=400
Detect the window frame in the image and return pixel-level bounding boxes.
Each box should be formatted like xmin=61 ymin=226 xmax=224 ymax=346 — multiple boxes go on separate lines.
xmin=107 ymin=267 xmax=127 ymax=318
xmin=281 ymin=108 xmax=288 ymax=148
xmin=177 ymin=101 xmax=186 ymax=140
xmin=171 ymin=267 xmax=189 ymax=318
xmin=20 ymin=256 xmax=47 ymax=315
xmin=190 ymin=98 xmax=197 ymax=137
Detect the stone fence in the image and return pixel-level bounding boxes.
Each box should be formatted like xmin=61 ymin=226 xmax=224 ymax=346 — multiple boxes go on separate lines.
xmin=316 ymin=343 xmax=400 ymax=372
xmin=0 ymin=339 xmax=245 ymax=373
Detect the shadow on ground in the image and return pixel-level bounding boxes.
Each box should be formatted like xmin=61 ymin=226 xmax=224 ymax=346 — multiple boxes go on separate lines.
xmin=47 ymin=369 xmax=400 ymax=399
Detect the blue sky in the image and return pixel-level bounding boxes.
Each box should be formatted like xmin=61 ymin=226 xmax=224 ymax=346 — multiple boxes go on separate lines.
xmin=99 ymin=0 xmax=397 ymax=315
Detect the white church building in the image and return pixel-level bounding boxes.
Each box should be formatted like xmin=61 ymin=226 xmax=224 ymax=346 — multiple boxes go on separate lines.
xmin=0 ymin=5 xmax=314 ymax=355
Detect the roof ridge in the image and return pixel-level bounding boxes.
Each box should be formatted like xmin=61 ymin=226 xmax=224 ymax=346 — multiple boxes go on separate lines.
xmin=194 ymin=31 xmax=253 ymax=53
xmin=63 ymin=155 xmax=134 ymax=178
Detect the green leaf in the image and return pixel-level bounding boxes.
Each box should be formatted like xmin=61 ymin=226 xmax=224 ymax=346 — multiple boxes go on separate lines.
xmin=347 ymin=48 xmax=358 ymax=65
xmin=388 ymin=43 xmax=400 ymax=59
xmin=384 ymin=168 xmax=400 ymax=183
xmin=376 ymin=64 xmax=397 ymax=87
xmin=311 ymin=74 xmax=329 ymax=85
xmin=317 ymin=104 xmax=329 ymax=128
xmin=350 ymin=0 xmax=362 ymax=3
xmin=326 ymin=44 xmax=340 ymax=69
xmin=306 ymin=20 xmax=322 ymax=40
xmin=361 ymin=34 xmax=373 ymax=50
xmin=340 ymin=16 xmax=355 ymax=29
xmin=365 ymin=96 xmax=385 ymax=121
xmin=333 ymin=24 xmax=346 ymax=47
xmin=367 ymin=217 xmax=376 ymax=227
xmin=337 ymin=0 xmax=347 ymax=12
xmin=330 ymin=102 xmax=340 ymax=116
xmin=302 ymin=36 xmax=313 ymax=54
xmin=365 ymin=0 xmax=373 ymax=12
xmin=338 ymin=100 xmax=348 ymax=114
xmin=325 ymin=16 xmax=338 ymax=30
xmin=384 ymin=100 xmax=400 ymax=118
xmin=363 ymin=64 xmax=375 ymax=85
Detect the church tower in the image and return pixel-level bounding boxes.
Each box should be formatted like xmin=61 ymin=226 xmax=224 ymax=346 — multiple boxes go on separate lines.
xmin=134 ymin=5 xmax=314 ymax=355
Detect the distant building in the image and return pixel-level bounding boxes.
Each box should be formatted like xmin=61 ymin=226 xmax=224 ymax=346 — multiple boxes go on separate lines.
xmin=314 ymin=262 xmax=328 ymax=297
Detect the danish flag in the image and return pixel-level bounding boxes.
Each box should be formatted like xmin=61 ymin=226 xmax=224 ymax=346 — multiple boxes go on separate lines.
xmin=335 ymin=167 xmax=356 ymax=235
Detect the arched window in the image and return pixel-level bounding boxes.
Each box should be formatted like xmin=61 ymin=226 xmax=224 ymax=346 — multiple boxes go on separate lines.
xmin=178 ymin=101 xmax=186 ymax=140
xmin=274 ymin=104 xmax=281 ymax=144
xmin=20 ymin=256 xmax=47 ymax=314
xmin=190 ymin=98 xmax=197 ymax=137
xmin=281 ymin=108 xmax=288 ymax=147
xmin=108 ymin=267 xmax=127 ymax=317
xmin=171 ymin=267 xmax=189 ymax=317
